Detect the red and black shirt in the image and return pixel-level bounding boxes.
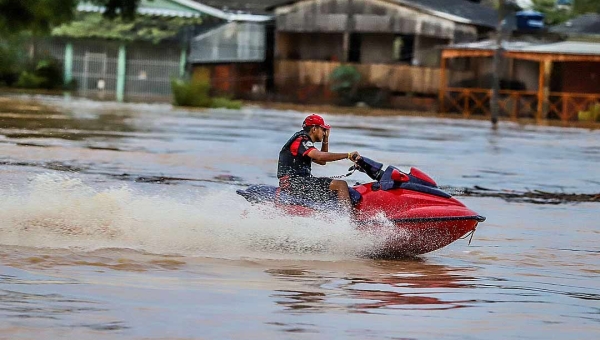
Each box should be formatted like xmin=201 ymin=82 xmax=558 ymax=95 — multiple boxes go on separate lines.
xmin=277 ymin=131 xmax=317 ymax=179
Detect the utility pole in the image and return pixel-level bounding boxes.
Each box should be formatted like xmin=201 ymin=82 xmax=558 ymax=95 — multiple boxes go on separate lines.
xmin=490 ymin=0 xmax=505 ymax=126
xmin=342 ymin=0 xmax=354 ymax=63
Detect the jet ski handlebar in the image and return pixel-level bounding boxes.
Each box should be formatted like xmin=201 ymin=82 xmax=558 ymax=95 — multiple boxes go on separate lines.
xmin=351 ymin=156 xmax=385 ymax=181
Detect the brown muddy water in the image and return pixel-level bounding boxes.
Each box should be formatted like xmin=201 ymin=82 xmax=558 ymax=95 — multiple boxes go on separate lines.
xmin=0 ymin=95 xmax=598 ymax=339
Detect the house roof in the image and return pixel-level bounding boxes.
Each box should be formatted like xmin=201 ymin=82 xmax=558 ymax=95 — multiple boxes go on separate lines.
xmin=271 ymin=0 xmax=498 ymax=28
xmin=550 ymin=13 xmax=600 ymax=36
xmin=78 ymin=0 xmax=273 ymax=22
xmin=388 ymin=0 xmax=499 ymax=28
xmin=190 ymin=0 xmax=291 ymax=15
xmin=448 ymin=39 xmax=600 ymax=56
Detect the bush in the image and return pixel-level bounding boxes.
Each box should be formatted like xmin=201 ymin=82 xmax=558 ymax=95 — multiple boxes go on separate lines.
xmin=171 ymin=78 xmax=211 ymax=107
xmin=35 ymin=58 xmax=64 ymax=89
xmin=0 ymin=45 xmax=20 ymax=87
xmin=16 ymin=71 xmax=45 ymax=89
xmin=330 ymin=65 xmax=361 ymax=106
xmin=578 ymin=103 xmax=600 ymax=122
xmin=211 ymin=97 xmax=242 ymax=110
xmin=171 ymin=78 xmax=242 ymax=110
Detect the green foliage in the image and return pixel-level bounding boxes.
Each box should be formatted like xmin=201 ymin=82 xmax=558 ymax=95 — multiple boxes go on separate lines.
xmin=34 ymin=58 xmax=64 ymax=89
xmin=16 ymin=71 xmax=46 ymax=89
xmin=0 ymin=45 xmax=21 ymax=86
xmin=171 ymin=78 xmax=211 ymax=107
xmin=532 ymin=0 xmax=572 ymax=25
xmin=578 ymin=103 xmax=600 ymax=122
xmin=91 ymin=0 xmax=142 ymax=20
xmin=211 ymin=97 xmax=243 ymax=110
xmin=52 ymin=13 xmax=202 ymax=43
xmin=171 ymin=78 xmax=242 ymax=110
xmin=0 ymin=0 xmax=77 ymax=35
xmin=330 ymin=65 xmax=361 ymax=105
xmin=573 ymin=0 xmax=600 ymax=14
xmin=0 ymin=0 xmax=144 ymax=37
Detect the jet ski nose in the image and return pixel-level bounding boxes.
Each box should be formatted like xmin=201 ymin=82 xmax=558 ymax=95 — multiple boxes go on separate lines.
xmin=476 ymin=215 xmax=486 ymax=222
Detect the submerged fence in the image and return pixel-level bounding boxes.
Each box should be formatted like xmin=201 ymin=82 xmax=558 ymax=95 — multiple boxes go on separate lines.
xmin=36 ymin=39 xmax=184 ymax=102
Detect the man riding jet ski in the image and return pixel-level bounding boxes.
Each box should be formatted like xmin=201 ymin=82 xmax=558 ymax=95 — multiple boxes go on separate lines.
xmin=277 ymin=114 xmax=360 ymax=212
xmin=237 ymin=115 xmax=486 ymax=255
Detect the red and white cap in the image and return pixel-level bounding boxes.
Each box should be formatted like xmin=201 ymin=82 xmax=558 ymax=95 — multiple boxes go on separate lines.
xmin=302 ymin=114 xmax=330 ymax=129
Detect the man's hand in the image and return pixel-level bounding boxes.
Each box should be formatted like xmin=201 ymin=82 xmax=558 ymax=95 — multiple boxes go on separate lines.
xmin=323 ymin=129 xmax=329 ymax=143
xmin=349 ymin=151 xmax=361 ymax=162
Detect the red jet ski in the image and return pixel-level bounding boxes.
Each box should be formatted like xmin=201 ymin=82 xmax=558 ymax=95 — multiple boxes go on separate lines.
xmin=237 ymin=157 xmax=485 ymax=256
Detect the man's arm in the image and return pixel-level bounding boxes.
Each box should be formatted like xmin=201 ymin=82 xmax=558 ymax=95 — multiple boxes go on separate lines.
xmin=307 ymin=149 xmax=358 ymax=163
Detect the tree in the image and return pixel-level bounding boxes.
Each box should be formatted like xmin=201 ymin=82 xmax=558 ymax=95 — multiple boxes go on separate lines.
xmin=0 ymin=0 xmax=77 ymax=34
xmin=0 ymin=0 xmax=144 ymax=35
xmin=531 ymin=0 xmax=571 ymax=25
xmin=573 ymin=0 xmax=600 ymax=14
xmin=91 ymin=0 xmax=143 ymax=20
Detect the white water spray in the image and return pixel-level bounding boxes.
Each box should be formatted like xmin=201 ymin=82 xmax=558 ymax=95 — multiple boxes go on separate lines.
xmin=0 ymin=174 xmax=397 ymax=259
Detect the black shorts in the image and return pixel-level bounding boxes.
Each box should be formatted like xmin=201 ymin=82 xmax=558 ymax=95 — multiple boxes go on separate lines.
xmin=280 ymin=176 xmax=334 ymax=202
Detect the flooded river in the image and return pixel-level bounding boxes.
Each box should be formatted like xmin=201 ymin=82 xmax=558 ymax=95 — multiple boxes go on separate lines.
xmin=0 ymin=95 xmax=598 ymax=339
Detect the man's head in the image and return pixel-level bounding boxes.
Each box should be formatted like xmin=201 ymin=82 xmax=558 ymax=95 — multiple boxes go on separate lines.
xmin=302 ymin=114 xmax=330 ymax=142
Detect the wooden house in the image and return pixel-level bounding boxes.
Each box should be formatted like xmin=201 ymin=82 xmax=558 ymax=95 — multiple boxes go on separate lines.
xmin=440 ymin=13 xmax=600 ymax=122
xmin=37 ymin=0 xmax=281 ymax=102
xmin=187 ymin=0 xmax=290 ymax=99
xmin=271 ymin=0 xmax=498 ymax=107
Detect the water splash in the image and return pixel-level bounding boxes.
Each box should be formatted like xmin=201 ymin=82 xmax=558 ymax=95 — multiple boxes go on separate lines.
xmin=0 ymin=174 xmax=394 ymax=259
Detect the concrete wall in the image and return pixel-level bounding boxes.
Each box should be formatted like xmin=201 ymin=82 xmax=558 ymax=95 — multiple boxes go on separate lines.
xmin=414 ymin=36 xmax=448 ymax=67
xmin=276 ymin=32 xmax=344 ymax=61
xmin=360 ymin=34 xmax=395 ymax=63
xmin=512 ymin=59 xmax=539 ymax=90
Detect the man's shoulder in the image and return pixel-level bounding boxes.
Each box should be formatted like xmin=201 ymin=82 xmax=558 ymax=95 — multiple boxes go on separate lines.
xmin=301 ymin=138 xmax=315 ymax=150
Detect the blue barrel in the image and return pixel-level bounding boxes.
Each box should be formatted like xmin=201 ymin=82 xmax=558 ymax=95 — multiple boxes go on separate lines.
xmin=516 ymin=10 xmax=545 ymax=30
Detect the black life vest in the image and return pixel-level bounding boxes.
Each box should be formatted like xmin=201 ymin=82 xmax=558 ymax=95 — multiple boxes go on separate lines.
xmin=277 ymin=131 xmax=314 ymax=179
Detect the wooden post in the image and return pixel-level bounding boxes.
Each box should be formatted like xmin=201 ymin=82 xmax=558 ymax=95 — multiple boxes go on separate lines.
xmin=464 ymin=89 xmax=470 ymax=118
xmin=536 ymin=60 xmax=544 ymax=121
xmin=537 ymin=59 xmax=552 ymax=121
xmin=510 ymin=93 xmax=520 ymax=120
xmin=542 ymin=60 xmax=552 ymax=120
xmin=562 ymin=93 xmax=569 ymax=121
xmin=342 ymin=0 xmax=353 ymax=63
xmin=439 ymin=56 xmax=447 ymax=113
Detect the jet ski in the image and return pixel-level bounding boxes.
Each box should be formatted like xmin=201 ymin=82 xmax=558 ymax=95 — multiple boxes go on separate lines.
xmin=236 ymin=157 xmax=485 ymax=256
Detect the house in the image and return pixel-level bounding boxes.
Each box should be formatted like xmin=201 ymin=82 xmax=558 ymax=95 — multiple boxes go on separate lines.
xmin=270 ymin=0 xmax=498 ymax=107
xmin=36 ymin=0 xmax=278 ymax=102
xmin=186 ymin=1 xmax=291 ymax=99
xmin=438 ymin=12 xmax=600 ymax=122
xmin=439 ymin=39 xmax=600 ymax=121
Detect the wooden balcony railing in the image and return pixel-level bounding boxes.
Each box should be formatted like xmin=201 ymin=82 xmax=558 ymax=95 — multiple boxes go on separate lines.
xmin=442 ymin=88 xmax=600 ymax=121
xmin=442 ymin=88 xmax=538 ymax=119
xmin=548 ymin=92 xmax=600 ymax=121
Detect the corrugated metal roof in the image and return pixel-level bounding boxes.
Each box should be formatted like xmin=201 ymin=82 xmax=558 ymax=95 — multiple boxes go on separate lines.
xmin=520 ymin=41 xmax=600 ymax=55
xmin=190 ymin=0 xmax=291 ymax=15
xmin=390 ymin=0 xmax=499 ymax=28
xmin=550 ymin=13 xmax=600 ymax=36
xmin=78 ymin=0 xmax=203 ymax=18
xmin=449 ymin=39 xmax=600 ymax=56
xmin=78 ymin=0 xmax=273 ymax=22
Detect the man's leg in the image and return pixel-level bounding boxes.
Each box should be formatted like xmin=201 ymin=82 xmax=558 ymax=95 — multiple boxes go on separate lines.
xmin=330 ymin=179 xmax=352 ymax=212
